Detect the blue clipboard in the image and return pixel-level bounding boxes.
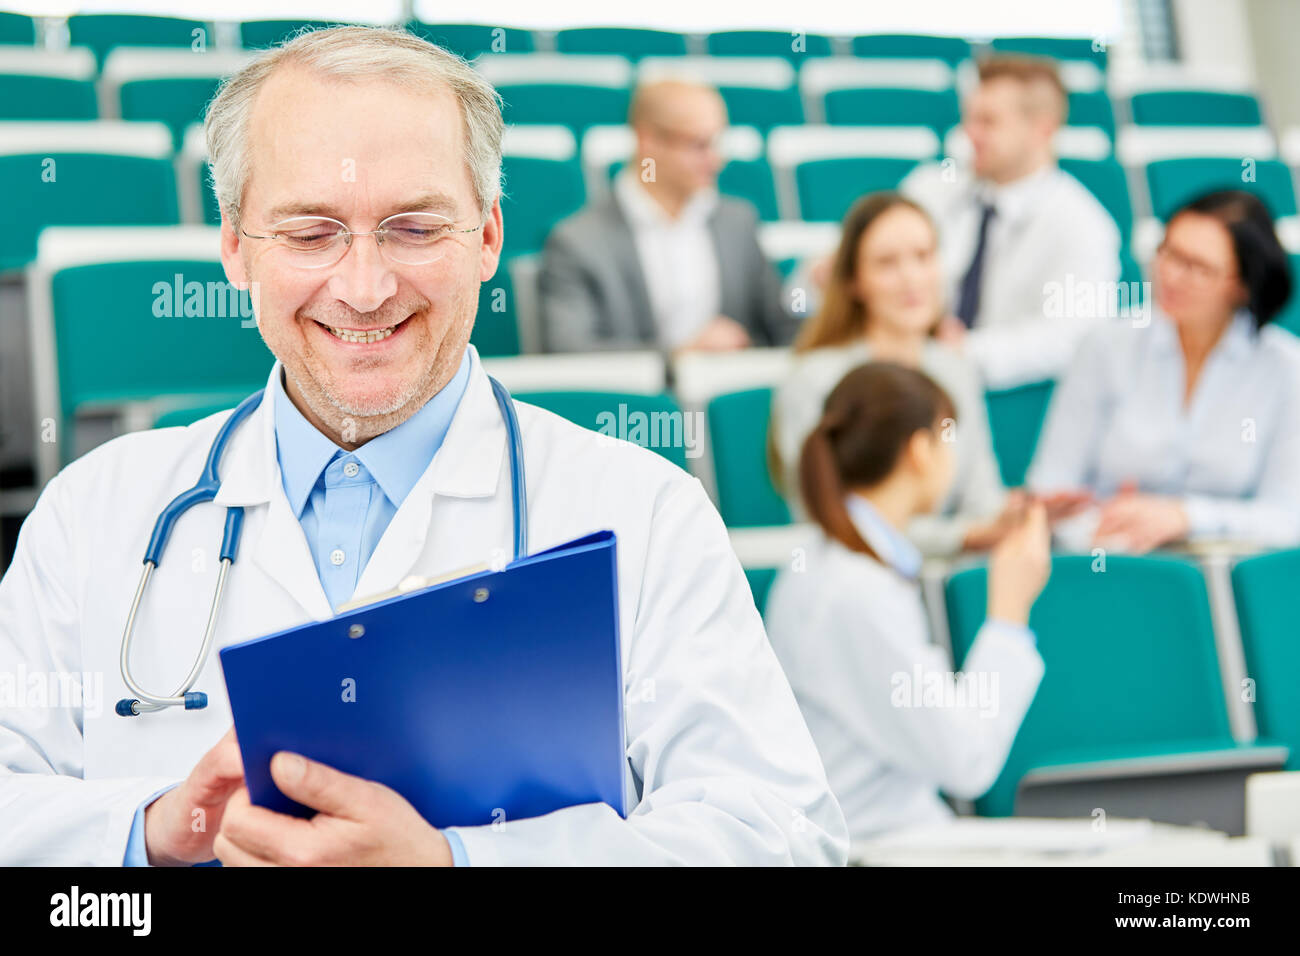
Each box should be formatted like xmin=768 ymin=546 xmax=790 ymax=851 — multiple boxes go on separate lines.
xmin=218 ymin=530 xmax=626 ymax=830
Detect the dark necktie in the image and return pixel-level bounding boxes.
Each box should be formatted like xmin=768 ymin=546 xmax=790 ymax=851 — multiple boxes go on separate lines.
xmin=955 ymin=201 xmax=996 ymax=328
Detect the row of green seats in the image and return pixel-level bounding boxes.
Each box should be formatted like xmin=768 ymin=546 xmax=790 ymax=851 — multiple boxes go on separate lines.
xmin=9 ymin=70 xmax=1265 ymax=152
xmin=747 ymin=545 xmax=1297 ymax=821
xmin=947 ymin=552 xmax=1295 ymax=815
xmin=15 ymin=114 xmax=1295 ymax=270
xmin=0 ymin=15 xmax=1109 ymax=67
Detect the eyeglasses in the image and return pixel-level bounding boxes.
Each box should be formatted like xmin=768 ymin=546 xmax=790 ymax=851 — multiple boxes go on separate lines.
xmin=1155 ymin=241 xmax=1232 ymax=284
xmin=651 ymin=124 xmax=724 ymax=154
xmin=240 ymin=212 xmax=484 ymax=268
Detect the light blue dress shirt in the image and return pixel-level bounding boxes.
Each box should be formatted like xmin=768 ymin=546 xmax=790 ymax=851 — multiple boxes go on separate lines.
xmin=1027 ymin=310 xmax=1300 ymax=545
xmin=846 ymin=492 xmax=1035 ymax=646
xmin=126 ymin=351 xmax=474 ymax=867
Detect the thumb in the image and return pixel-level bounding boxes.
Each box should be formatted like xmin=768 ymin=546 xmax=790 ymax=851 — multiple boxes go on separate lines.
xmin=269 ymin=751 xmax=373 ymax=819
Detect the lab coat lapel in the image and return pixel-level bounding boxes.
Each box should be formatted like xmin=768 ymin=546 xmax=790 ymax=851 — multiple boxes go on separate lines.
xmin=352 ymin=348 xmax=508 ymax=602
xmin=213 ymin=363 xmax=334 ymax=621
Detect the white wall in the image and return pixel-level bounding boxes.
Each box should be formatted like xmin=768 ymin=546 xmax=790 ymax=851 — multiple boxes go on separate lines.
xmin=1243 ymin=0 xmax=1300 ymax=129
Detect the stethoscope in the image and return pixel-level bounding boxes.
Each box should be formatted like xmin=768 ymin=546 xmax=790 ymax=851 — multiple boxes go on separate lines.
xmin=115 ymin=375 xmax=528 ymax=717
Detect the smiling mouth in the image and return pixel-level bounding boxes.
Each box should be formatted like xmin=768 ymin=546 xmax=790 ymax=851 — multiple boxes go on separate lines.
xmin=314 ymin=316 xmax=409 ymax=344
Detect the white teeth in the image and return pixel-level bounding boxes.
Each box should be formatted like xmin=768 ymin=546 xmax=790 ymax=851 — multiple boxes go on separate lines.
xmin=323 ymin=323 xmax=397 ymax=344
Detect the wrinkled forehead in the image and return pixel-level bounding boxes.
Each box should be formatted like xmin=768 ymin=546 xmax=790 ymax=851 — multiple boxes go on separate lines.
xmin=243 ymin=63 xmax=476 ymax=225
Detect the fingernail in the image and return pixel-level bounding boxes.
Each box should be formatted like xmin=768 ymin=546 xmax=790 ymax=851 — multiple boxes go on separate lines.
xmin=277 ymin=752 xmax=306 ymax=781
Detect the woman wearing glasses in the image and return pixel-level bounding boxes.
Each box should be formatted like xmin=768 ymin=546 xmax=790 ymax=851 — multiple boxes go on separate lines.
xmin=1027 ymin=190 xmax=1300 ymax=552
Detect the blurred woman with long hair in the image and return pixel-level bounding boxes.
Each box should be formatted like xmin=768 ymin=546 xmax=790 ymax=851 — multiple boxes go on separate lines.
xmin=771 ymin=192 xmax=1019 ymax=556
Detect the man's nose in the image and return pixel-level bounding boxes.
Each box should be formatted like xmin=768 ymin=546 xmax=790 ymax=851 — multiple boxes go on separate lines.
xmin=326 ymin=234 xmax=398 ymax=313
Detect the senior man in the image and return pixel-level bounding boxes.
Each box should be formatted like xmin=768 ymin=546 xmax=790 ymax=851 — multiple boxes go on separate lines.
xmin=0 ymin=27 xmax=847 ymax=866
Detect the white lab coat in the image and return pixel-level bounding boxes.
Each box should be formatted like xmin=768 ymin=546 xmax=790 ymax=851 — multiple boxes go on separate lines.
xmin=0 ymin=346 xmax=848 ymax=866
xmin=763 ymin=525 xmax=1043 ymax=855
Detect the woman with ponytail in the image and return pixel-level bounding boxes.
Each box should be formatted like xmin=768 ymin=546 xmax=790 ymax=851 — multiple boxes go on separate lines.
xmin=765 ymin=362 xmax=1051 ymax=853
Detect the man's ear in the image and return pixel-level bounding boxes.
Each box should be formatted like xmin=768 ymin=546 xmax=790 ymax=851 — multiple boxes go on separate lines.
xmin=479 ymin=196 xmax=503 ymax=282
xmin=220 ymin=213 xmax=249 ymax=290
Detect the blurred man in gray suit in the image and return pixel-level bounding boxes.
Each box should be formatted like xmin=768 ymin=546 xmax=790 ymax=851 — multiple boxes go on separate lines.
xmin=540 ymin=78 xmax=797 ymax=354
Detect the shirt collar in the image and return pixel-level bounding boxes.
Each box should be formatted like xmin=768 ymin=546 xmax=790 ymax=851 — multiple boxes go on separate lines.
xmin=844 ymin=493 xmax=923 ymax=580
xmin=614 ymin=166 xmax=718 ymax=228
xmin=1149 ymin=306 xmax=1258 ymax=362
xmin=273 ymin=348 xmax=473 ymax=517
xmin=977 ymin=162 xmax=1057 ymax=223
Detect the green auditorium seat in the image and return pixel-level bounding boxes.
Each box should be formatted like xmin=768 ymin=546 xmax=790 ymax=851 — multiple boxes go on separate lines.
xmin=1232 ymin=549 xmax=1300 ymax=770
xmin=718 ymin=85 xmax=804 ymax=133
xmin=984 ymin=379 xmax=1055 ymax=488
xmin=707 ymin=388 xmax=791 ymax=527
xmin=1067 ymin=89 xmax=1115 ymax=137
xmin=823 ymin=87 xmax=960 ymax=138
xmin=796 ymin=156 xmax=921 ymax=222
xmin=945 ymin=554 xmax=1257 ymax=817
xmin=851 ymin=34 xmax=970 ymax=66
xmin=239 ymin=19 xmax=348 ymax=48
xmin=472 ymin=266 xmax=521 ymax=357
xmin=119 ymin=76 xmax=224 ymax=148
xmin=152 ymin=395 xmax=250 ymax=429
xmin=500 ymin=153 xmax=586 ymax=256
xmin=707 ymin=30 xmax=832 ymax=61
xmin=46 ymin=257 xmax=273 ymax=438
xmin=407 ymin=22 xmax=535 ymax=59
xmin=745 ymin=567 xmax=778 ymax=616
xmin=1274 ymin=255 xmax=1300 ymax=338
xmin=1119 ymin=247 xmax=1145 ymax=305
xmin=606 ymin=156 xmax=779 ymax=222
xmin=0 ymin=11 xmax=36 ymax=44
xmin=1130 ymin=90 xmax=1263 ymax=127
xmin=1059 ymin=158 xmax=1132 ymax=245
xmin=0 ymin=132 xmax=180 ymax=270
xmin=67 ymin=14 xmax=207 ymax=66
xmin=497 ymin=83 xmax=630 ymax=138
xmin=719 ymin=158 xmax=780 ymax=222
xmin=0 ymin=74 xmax=97 ymax=120
xmin=555 ymin=27 xmax=687 ymax=59
xmin=512 ymin=391 xmax=689 ymax=469
xmin=1146 ymin=157 xmax=1297 ymax=221
xmin=990 ymin=36 xmax=1107 ymax=68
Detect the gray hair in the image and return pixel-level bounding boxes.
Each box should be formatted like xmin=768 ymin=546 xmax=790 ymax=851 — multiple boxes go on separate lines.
xmin=204 ymin=25 xmax=504 ymax=229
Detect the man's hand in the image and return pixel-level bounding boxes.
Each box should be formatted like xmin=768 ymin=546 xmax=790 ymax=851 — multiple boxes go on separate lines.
xmin=1092 ymin=491 xmax=1190 ymax=554
xmin=1032 ymin=488 xmax=1096 ymax=524
xmin=144 ymin=726 xmax=244 ymax=866
xmin=214 ymin=751 xmax=454 ymax=866
xmin=675 ymin=315 xmax=751 ymax=354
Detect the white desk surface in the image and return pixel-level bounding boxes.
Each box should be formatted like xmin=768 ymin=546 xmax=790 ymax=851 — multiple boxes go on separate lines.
xmin=852 ymin=817 xmax=1278 ymax=867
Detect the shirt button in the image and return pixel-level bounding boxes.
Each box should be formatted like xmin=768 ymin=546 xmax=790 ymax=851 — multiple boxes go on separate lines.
xmin=343 ymin=462 xmax=360 ymax=478
xmin=330 ymin=548 xmax=346 ymax=566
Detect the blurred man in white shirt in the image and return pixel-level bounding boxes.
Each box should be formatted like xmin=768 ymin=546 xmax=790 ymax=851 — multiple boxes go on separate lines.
xmin=541 ymin=79 xmax=795 ymax=353
xmin=901 ymin=55 xmax=1121 ymax=388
